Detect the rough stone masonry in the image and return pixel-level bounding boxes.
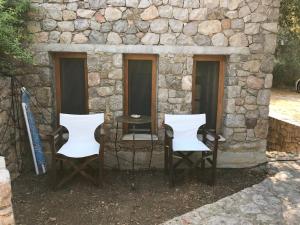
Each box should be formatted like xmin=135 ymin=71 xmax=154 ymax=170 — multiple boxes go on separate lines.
xmin=17 ymin=0 xmax=281 ymax=168
xmin=0 ymin=76 xmax=21 ymax=179
xmin=0 ymin=157 xmax=15 ymax=225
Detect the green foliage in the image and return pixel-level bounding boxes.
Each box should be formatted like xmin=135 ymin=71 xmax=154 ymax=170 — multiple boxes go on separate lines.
xmin=273 ymin=0 xmax=300 ymax=88
xmin=0 ymin=0 xmax=31 ymax=77
xmin=279 ymin=0 xmax=300 ymax=38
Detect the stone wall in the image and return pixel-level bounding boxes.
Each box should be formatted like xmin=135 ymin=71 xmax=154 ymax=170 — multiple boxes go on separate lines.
xmin=28 ymin=0 xmax=280 ymax=47
xmin=0 ymin=76 xmax=20 ymax=179
xmin=0 ymin=157 xmax=15 ymax=225
xmin=18 ymin=0 xmax=282 ymax=168
xmin=268 ymin=116 xmax=300 ymax=153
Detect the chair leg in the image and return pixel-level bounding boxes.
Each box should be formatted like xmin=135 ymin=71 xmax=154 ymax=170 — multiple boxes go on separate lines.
xmin=60 ymin=160 xmax=63 ymax=171
xmin=211 ymin=151 xmax=217 ymax=186
xmin=168 ymin=147 xmax=174 ymax=188
xmin=52 ymin=157 xmax=57 ymax=190
xmin=99 ymin=148 xmax=104 ymax=187
xmin=164 ymin=144 xmax=169 ymax=175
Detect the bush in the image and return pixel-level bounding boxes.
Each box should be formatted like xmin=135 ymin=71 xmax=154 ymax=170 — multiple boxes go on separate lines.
xmin=0 ymin=0 xmax=31 ymax=77
xmin=273 ymin=0 xmax=300 ymax=88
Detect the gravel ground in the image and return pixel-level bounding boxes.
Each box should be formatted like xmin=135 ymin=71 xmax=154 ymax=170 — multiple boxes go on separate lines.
xmin=12 ymin=168 xmax=266 ymax=225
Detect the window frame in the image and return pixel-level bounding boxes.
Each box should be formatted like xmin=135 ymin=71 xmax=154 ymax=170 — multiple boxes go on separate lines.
xmin=192 ymin=55 xmax=225 ymax=133
xmin=53 ymin=52 xmax=88 ymax=124
xmin=123 ymin=54 xmax=158 ymax=133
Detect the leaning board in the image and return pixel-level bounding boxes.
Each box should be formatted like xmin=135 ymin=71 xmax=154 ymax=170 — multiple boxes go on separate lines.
xmin=21 ymin=88 xmax=47 ymax=175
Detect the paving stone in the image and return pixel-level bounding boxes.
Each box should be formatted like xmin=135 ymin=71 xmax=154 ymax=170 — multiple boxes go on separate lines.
xmin=162 ymin=161 xmax=300 ymax=225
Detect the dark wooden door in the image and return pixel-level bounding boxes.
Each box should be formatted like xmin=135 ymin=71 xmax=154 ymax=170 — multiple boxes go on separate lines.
xmin=60 ymin=58 xmax=86 ymax=114
xmin=195 ymin=61 xmax=220 ymax=130
xmin=55 ymin=53 xmax=88 ymax=120
xmin=128 ymin=60 xmax=152 ymax=118
xmin=124 ymin=54 xmax=157 ymax=133
xmin=192 ymin=56 xmax=225 ymax=132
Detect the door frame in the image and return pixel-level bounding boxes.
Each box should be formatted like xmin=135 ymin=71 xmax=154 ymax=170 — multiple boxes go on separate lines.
xmin=53 ymin=52 xmax=88 ymax=123
xmin=192 ymin=55 xmax=225 ymax=132
xmin=123 ymin=54 xmax=158 ymax=133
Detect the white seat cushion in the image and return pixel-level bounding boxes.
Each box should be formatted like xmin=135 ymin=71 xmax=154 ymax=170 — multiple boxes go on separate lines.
xmin=57 ymin=141 xmax=100 ymax=158
xmin=122 ymin=133 xmax=159 ymax=141
xmin=173 ymin=138 xmax=210 ymax=152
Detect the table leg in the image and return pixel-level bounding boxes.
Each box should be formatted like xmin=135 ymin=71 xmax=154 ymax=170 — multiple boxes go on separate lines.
xmin=114 ymin=121 xmax=120 ymax=169
xmin=131 ymin=125 xmax=136 ymax=189
xmin=148 ymin=126 xmax=154 ymax=169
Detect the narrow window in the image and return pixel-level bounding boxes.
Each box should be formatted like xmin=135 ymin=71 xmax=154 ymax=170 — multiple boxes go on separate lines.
xmin=124 ymin=54 xmax=157 ymax=133
xmin=54 ymin=53 xmax=88 ymax=119
xmin=192 ymin=56 xmax=225 ymax=132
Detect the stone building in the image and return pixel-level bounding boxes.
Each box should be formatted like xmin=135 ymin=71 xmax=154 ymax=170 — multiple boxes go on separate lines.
xmin=18 ymin=0 xmax=281 ymax=169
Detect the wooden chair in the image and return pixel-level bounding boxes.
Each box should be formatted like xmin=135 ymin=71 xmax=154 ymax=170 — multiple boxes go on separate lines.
xmin=49 ymin=113 xmax=105 ymax=189
xmin=164 ymin=114 xmax=219 ymax=187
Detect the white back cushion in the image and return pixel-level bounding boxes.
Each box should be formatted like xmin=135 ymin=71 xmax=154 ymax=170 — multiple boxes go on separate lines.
xmin=165 ymin=114 xmax=206 ymax=139
xmin=165 ymin=114 xmax=209 ymax=151
xmin=60 ymin=113 xmax=104 ymax=144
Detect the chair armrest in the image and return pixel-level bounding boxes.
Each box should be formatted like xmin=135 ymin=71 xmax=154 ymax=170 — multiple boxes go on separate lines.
xmin=48 ymin=126 xmax=64 ymax=155
xmin=95 ymin=125 xmax=105 ymax=144
xmin=164 ymin=124 xmax=173 ymax=140
xmin=48 ymin=126 xmax=64 ymax=138
xmin=203 ymin=129 xmax=220 ymax=141
xmin=200 ymin=128 xmax=220 ymax=152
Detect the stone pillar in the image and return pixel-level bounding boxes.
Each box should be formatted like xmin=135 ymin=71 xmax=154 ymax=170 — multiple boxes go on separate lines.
xmin=0 ymin=157 xmax=15 ymax=225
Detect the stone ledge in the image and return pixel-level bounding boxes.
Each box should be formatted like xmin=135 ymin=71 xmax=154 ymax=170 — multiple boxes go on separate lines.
xmin=269 ymin=113 xmax=300 ymax=127
xmin=32 ymin=44 xmax=250 ymax=55
xmin=103 ymin=150 xmax=266 ymax=169
xmin=0 ymin=156 xmax=5 ymax=169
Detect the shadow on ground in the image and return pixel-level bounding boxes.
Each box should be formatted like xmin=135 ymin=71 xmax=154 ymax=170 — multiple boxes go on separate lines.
xmin=12 ymin=168 xmax=266 ymax=225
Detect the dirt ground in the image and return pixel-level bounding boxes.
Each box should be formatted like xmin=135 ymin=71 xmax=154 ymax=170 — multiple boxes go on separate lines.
xmin=12 ymin=168 xmax=266 ymax=225
xmin=270 ymin=88 xmax=300 ymax=124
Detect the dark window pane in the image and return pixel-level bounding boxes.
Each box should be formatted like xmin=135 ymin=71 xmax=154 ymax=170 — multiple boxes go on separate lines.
xmin=195 ymin=61 xmax=219 ymax=130
xmin=60 ymin=58 xmax=86 ymax=114
xmin=128 ymin=60 xmax=152 ymax=132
